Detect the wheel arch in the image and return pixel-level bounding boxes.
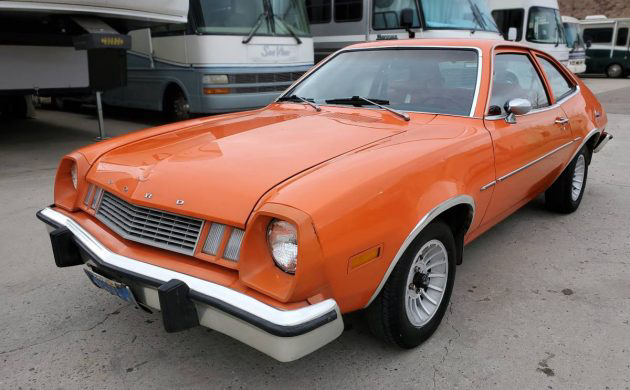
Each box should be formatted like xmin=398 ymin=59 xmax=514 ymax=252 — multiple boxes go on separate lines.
xmin=364 ymin=195 xmax=475 ymax=307
xmin=161 ymin=81 xmax=190 ymax=112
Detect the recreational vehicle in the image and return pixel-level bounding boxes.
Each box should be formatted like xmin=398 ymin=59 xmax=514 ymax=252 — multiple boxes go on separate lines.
xmin=0 ymin=0 xmax=189 ymax=118
xmin=580 ymin=16 xmax=630 ymax=78
xmin=104 ymin=0 xmax=314 ymax=120
xmin=488 ymin=0 xmax=571 ymax=71
xmin=305 ymin=0 xmax=503 ymax=62
xmin=562 ymin=15 xmax=586 ymax=74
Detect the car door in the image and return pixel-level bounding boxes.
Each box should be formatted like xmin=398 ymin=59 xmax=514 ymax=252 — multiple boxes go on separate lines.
xmin=482 ymin=49 xmax=575 ymax=224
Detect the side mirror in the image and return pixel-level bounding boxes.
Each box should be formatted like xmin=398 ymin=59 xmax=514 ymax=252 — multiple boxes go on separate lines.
xmin=586 ymin=40 xmax=592 ymax=48
xmin=507 ymin=27 xmax=518 ymax=41
xmin=504 ymin=98 xmax=532 ymax=124
xmin=400 ymin=8 xmax=415 ymax=38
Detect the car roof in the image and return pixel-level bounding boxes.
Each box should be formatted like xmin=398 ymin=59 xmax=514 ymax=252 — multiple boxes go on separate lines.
xmin=343 ymin=38 xmax=530 ymax=54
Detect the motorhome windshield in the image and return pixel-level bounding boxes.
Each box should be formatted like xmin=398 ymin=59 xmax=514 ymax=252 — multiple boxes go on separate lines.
xmin=420 ymin=0 xmax=499 ymax=32
xmin=563 ymin=22 xmax=584 ymax=49
xmin=526 ymin=7 xmax=566 ymax=45
xmin=193 ymin=0 xmax=310 ymax=36
xmin=372 ymin=0 xmax=421 ymax=30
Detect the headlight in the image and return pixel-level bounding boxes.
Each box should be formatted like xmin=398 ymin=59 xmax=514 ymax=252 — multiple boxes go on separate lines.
xmin=70 ymin=162 xmax=78 ymax=190
xmin=267 ymin=219 xmax=298 ymax=274
xmin=202 ymin=74 xmax=229 ymax=84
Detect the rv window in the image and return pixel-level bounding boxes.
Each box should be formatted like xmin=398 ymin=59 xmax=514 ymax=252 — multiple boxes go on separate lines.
xmin=537 ymin=56 xmax=574 ymax=101
xmin=583 ymin=28 xmax=613 ymax=44
xmin=526 ymin=7 xmax=565 ymax=45
xmin=421 ymin=0 xmax=499 ymax=32
xmin=616 ymin=28 xmax=629 ymax=46
xmin=372 ymin=0 xmax=420 ymax=30
xmin=334 ymin=0 xmax=362 ymax=22
xmin=306 ymin=0 xmax=331 ymax=24
xmin=489 ymin=53 xmax=549 ymax=114
xmin=491 ymin=9 xmax=524 ymax=41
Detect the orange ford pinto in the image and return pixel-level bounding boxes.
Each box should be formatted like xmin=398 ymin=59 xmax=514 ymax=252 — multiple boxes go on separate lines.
xmin=37 ymin=39 xmax=612 ymax=362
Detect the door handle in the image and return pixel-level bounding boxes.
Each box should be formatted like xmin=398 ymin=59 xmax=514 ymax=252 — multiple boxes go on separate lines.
xmin=555 ymin=117 xmax=569 ymax=125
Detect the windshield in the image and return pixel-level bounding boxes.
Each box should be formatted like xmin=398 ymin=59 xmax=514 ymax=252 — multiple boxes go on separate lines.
xmin=421 ymin=0 xmax=499 ymax=32
xmin=372 ymin=0 xmax=421 ymax=30
xmin=563 ymin=22 xmax=584 ymax=49
xmin=193 ymin=0 xmax=310 ymax=36
xmin=285 ymin=48 xmax=479 ymax=116
xmin=526 ymin=7 xmax=566 ymax=44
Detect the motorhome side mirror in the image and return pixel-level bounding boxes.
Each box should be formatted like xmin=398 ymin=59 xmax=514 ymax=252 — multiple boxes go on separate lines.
xmin=507 ymin=27 xmax=518 ymax=41
xmin=400 ymin=8 xmax=415 ymax=38
xmin=504 ymin=98 xmax=532 ymax=124
xmin=586 ymin=40 xmax=592 ymax=48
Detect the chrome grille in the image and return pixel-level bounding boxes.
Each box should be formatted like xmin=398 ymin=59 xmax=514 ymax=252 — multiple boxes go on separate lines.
xmin=95 ymin=192 xmax=203 ymax=256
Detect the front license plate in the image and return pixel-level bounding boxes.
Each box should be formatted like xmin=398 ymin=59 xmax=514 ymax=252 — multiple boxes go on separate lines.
xmin=84 ymin=268 xmax=137 ymax=305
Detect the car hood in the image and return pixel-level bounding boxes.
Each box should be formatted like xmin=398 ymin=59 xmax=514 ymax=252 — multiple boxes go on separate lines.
xmin=87 ymin=106 xmax=435 ymax=225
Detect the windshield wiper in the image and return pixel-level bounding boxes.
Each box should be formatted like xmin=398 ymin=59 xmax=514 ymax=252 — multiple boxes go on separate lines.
xmin=278 ymin=95 xmax=321 ymax=111
xmin=272 ymin=14 xmax=302 ymax=44
xmin=325 ymin=96 xmax=410 ymax=121
xmin=242 ymin=12 xmax=268 ymax=44
xmin=467 ymin=0 xmax=486 ymax=31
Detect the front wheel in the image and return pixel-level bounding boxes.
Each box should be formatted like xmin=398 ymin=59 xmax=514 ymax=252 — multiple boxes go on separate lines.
xmin=367 ymin=221 xmax=456 ymax=348
xmin=545 ymin=147 xmax=589 ymax=213
xmin=164 ymin=88 xmax=190 ymax=121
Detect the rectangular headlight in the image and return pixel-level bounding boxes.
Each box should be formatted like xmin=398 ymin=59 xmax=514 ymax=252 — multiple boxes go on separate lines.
xmin=202 ymin=74 xmax=229 ymax=84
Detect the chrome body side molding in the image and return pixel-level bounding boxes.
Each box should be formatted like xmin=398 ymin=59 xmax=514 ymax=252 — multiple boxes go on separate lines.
xmin=365 ymin=195 xmax=475 ymax=307
xmin=497 ymin=139 xmax=580 ymax=182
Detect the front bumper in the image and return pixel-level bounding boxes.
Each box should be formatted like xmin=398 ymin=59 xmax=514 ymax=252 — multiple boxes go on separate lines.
xmin=594 ymin=132 xmax=613 ymax=153
xmin=37 ymin=207 xmax=343 ymax=362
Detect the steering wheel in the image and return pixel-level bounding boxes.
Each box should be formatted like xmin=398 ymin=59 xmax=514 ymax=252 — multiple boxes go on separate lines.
xmin=415 ymin=95 xmax=464 ymax=112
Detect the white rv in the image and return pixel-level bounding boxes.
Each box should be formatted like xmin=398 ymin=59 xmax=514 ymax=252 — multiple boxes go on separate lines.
xmin=103 ymin=0 xmax=314 ymax=120
xmin=0 ymin=0 xmax=189 ymax=118
xmin=561 ymin=16 xmax=586 ymax=74
xmin=487 ymin=0 xmax=572 ymax=71
xmin=305 ymin=0 xmax=503 ymax=62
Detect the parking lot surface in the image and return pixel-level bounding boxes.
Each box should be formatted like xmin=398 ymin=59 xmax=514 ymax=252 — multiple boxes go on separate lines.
xmin=1 ymin=78 xmax=629 ymax=389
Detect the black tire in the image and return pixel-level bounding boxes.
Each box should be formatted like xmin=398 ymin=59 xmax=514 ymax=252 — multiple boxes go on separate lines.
xmin=367 ymin=220 xmax=456 ymax=348
xmin=545 ymin=146 xmax=589 ymax=213
xmin=606 ymin=63 xmax=624 ymax=78
xmin=163 ymin=87 xmax=190 ymax=121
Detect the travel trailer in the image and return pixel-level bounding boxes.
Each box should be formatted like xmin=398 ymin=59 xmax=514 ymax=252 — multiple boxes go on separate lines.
xmin=580 ymin=15 xmax=630 ymax=78
xmin=305 ymin=0 xmax=503 ymax=62
xmin=562 ymin=15 xmax=586 ymax=74
xmin=104 ymin=0 xmax=314 ymax=120
xmin=488 ymin=0 xmax=572 ymax=71
xmin=0 ymin=0 xmax=189 ymax=118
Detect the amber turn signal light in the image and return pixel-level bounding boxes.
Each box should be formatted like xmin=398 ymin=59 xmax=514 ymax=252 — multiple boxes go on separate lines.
xmin=203 ymin=87 xmax=231 ymax=95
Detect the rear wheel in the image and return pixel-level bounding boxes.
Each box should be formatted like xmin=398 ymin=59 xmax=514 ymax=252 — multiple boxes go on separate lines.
xmin=163 ymin=86 xmax=190 ymax=121
xmin=545 ymin=147 xmax=589 ymax=213
xmin=367 ymin=221 xmax=456 ymax=348
xmin=606 ymin=63 xmax=624 ymax=78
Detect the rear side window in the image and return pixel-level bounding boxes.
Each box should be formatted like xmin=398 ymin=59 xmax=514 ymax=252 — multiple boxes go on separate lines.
xmin=492 ymin=9 xmax=524 ymax=41
xmin=489 ymin=53 xmax=549 ymax=115
xmin=306 ymin=0 xmax=332 ymax=24
xmin=537 ymin=56 xmax=575 ymax=101
xmin=335 ymin=0 xmax=362 ymax=22
xmin=583 ymin=28 xmax=613 ymax=44
xmin=616 ymin=27 xmax=629 ymax=46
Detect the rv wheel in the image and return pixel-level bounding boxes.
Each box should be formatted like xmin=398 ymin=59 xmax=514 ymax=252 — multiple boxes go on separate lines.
xmin=606 ymin=64 xmax=624 ymax=78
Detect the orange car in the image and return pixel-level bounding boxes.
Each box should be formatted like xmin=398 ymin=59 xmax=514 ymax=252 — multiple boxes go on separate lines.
xmin=38 ymin=39 xmax=612 ymax=362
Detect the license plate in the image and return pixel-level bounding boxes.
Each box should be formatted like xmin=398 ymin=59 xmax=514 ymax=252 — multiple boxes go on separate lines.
xmin=84 ymin=268 xmax=137 ymax=304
